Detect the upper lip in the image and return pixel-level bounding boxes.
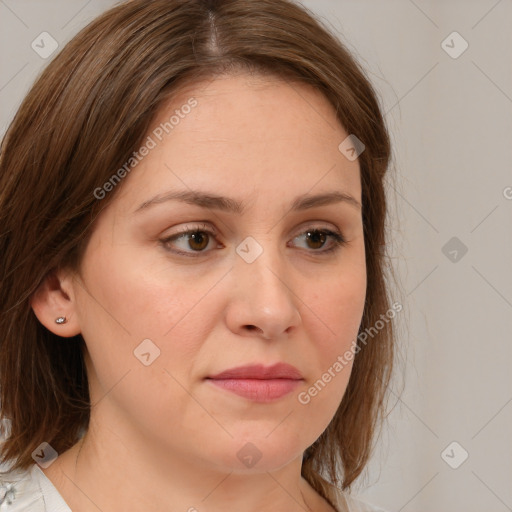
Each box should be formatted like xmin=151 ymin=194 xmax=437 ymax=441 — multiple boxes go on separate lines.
xmin=207 ymin=363 xmax=303 ymax=380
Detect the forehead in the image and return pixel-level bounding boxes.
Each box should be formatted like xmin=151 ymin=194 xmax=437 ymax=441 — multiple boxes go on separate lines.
xmin=162 ymin=72 xmax=347 ymax=149
xmin=115 ymin=72 xmax=361 ymax=212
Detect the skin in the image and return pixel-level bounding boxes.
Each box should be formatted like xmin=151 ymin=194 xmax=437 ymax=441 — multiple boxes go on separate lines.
xmin=31 ymin=71 xmax=366 ymax=512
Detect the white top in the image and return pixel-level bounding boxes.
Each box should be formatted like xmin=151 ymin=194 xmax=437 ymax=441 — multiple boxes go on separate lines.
xmin=0 ymin=464 xmax=70 ymax=511
xmin=0 ymin=464 xmax=390 ymax=512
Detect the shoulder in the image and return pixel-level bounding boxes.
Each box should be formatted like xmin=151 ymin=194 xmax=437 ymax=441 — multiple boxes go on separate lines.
xmin=0 ymin=463 xmax=71 ymax=512
xmin=330 ymin=485 xmax=392 ymax=512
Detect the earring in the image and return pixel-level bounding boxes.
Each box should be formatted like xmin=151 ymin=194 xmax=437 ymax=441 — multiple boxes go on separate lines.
xmin=55 ymin=316 xmax=67 ymax=324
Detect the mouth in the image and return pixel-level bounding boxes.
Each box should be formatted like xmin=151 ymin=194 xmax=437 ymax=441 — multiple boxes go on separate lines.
xmin=206 ymin=377 xmax=303 ymax=402
xmin=206 ymin=363 xmax=304 ymax=403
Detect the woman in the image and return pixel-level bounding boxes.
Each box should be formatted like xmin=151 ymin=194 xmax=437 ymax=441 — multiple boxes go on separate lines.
xmin=0 ymin=0 xmax=397 ymax=510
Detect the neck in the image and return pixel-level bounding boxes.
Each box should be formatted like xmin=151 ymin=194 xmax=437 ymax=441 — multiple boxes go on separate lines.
xmin=42 ymin=422 xmax=329 ymax=512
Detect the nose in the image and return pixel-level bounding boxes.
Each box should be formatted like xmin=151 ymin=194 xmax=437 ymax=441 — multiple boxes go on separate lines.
xmin=224 ymin=240 xmax=302 ymax=341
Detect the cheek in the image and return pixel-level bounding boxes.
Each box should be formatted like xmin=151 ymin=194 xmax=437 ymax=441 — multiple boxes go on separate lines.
xmin=75 ymin=247 xmax=214 ymax=436
xmin=309 ymin=267 xmax=366 ymax=354
xmin=77 ymin=242 xmax=180 ymax=335
xmin=297 ymin=266 xmax=365 ymax=409
xmin=75 ymin=244 xmax=222 ymax=385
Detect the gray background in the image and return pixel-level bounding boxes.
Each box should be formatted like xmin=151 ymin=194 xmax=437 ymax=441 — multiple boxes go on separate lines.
xmin=1 ymin=1 xmax=511 ymax=511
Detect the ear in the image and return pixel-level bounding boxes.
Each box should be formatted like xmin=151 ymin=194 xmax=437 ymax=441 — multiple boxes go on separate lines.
xmin=30 ymin=266 xmax=82 ymax=338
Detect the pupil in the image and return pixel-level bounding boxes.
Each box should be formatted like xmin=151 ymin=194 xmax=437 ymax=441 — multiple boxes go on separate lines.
xmin=190 ymin=231 xmax=208 ymax=250
xmin=308 ymin=230 xmax=325 ymax=249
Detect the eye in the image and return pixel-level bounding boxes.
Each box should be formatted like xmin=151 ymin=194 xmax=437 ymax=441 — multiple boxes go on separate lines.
xmin=160 ymin=224 xmax=347 ymax=257
xmin=290 ymin=227 xmax=347 ymax=254
xmin=160 ymin=223 xmax=218 ymax=256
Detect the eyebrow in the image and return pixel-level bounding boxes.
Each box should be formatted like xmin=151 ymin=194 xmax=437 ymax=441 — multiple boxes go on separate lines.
xmin=134 ymin=189 xmax=361 ymax=214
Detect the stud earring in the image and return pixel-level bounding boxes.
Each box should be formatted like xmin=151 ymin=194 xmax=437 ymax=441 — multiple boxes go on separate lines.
xmin=55 ymin=316 xmax=67 ymax=324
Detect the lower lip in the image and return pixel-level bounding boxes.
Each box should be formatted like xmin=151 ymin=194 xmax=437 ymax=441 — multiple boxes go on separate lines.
xmin=206 ymin=378 xmax=302 ymax=402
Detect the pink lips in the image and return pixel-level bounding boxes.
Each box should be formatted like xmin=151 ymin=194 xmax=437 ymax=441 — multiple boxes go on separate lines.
xmin=206 ymin=363 xmax=303 ymax=402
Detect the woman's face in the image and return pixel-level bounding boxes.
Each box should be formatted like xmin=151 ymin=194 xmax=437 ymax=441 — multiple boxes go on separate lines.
xmin=65 ymin=72 xmax=366 ymax=472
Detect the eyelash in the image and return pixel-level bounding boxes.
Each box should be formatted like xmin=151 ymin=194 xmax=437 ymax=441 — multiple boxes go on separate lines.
xmin=159 ymin=223 xmax=347 ymax=258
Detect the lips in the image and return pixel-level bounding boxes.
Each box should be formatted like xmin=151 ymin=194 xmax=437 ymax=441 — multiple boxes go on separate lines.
xmin=206 ymin=363 xmax=303 ymax=402
xmin=207 ymin=363 xmax=303 ymax=380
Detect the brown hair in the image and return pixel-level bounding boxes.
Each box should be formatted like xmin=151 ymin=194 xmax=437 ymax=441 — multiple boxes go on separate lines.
xmin=0 ymin=0 xmax=397 ymax=506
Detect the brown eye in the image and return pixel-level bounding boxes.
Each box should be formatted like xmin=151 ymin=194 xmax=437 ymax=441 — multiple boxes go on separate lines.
xmin=186 ymin=231 xmax=210 ymax=251
xmin=304 ymin=230 xmax=327 ymax=250
xmin=161 ymin=227 xmax=217 ymax=255
xmin=292 ymin=228 xmax=346 ymax=254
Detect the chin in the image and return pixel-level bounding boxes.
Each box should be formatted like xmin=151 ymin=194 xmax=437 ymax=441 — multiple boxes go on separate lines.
xmin=204 ymin=434 xmax=305 ymax=474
